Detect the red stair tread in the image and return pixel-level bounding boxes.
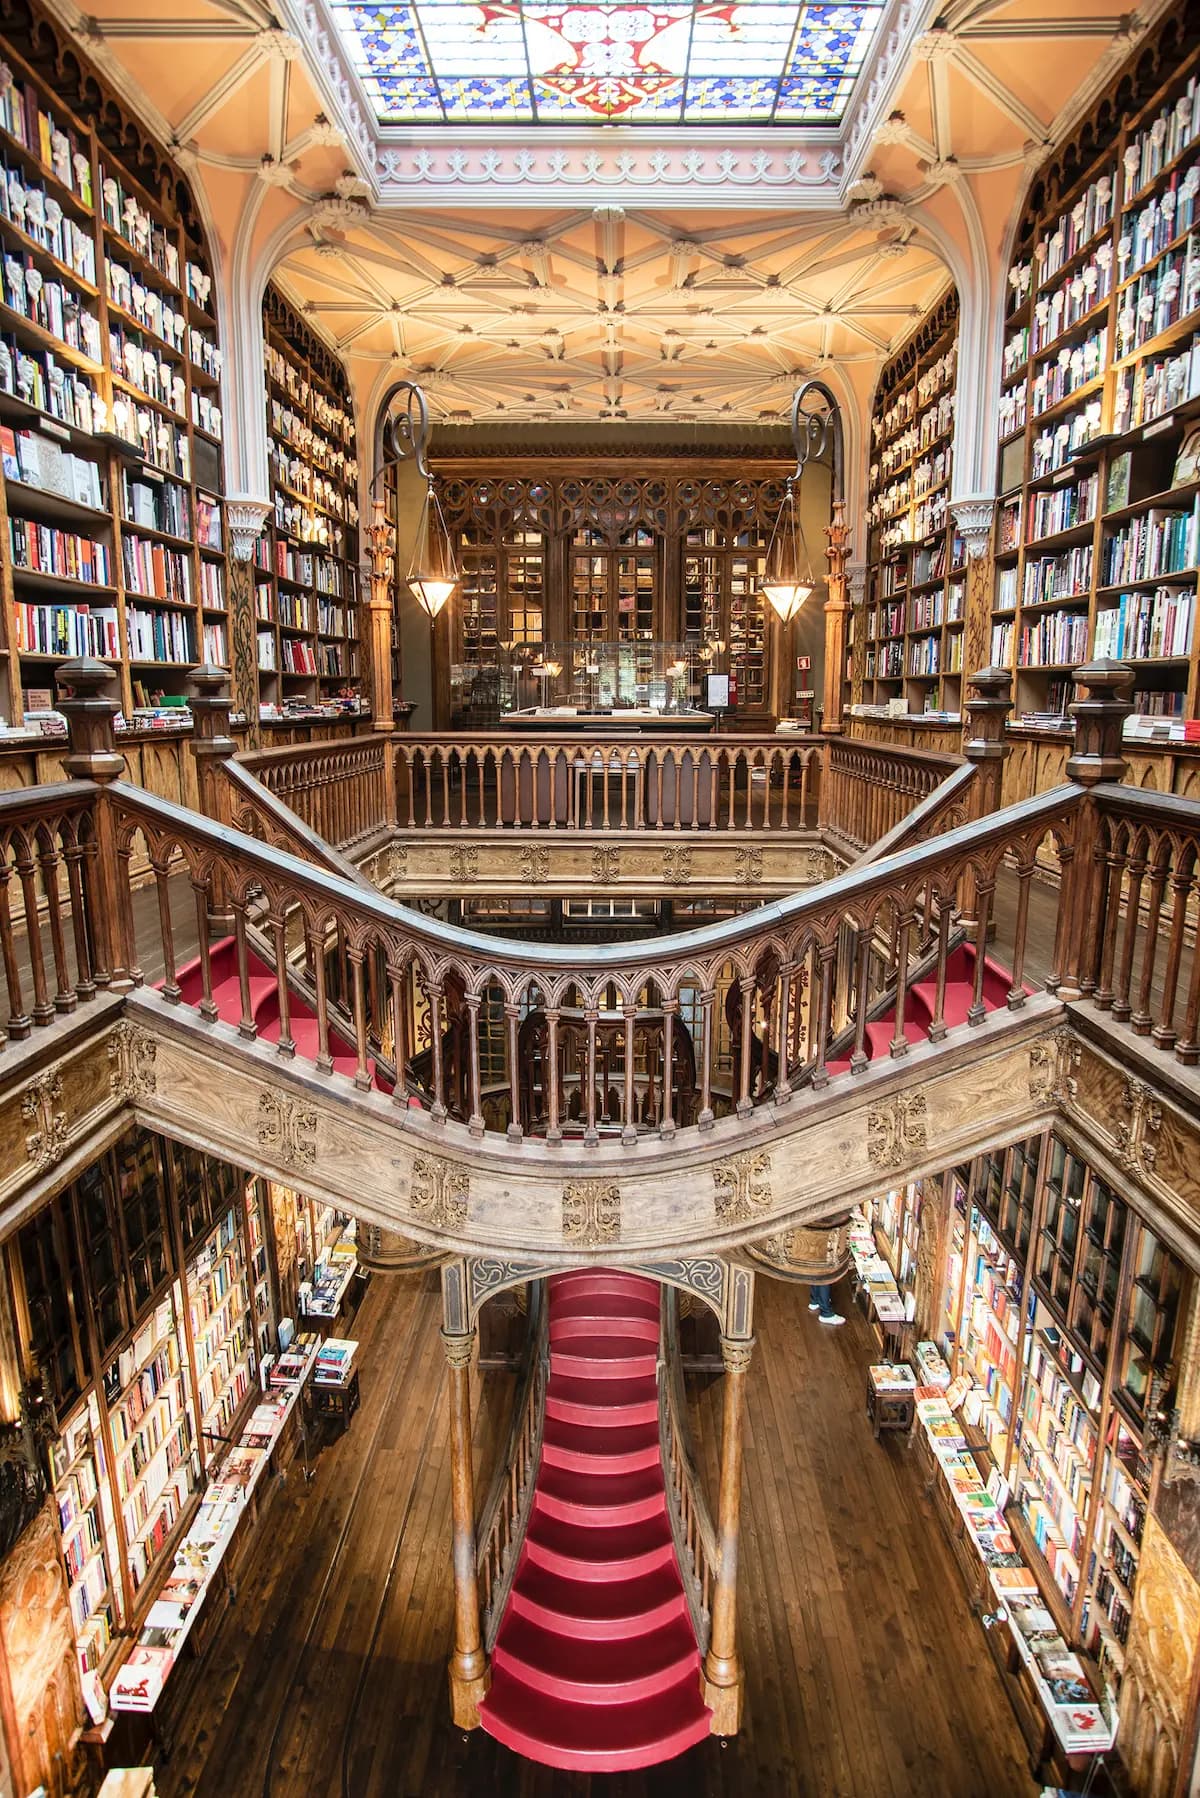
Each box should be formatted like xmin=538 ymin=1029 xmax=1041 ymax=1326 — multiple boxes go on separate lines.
xmin=479 ymin=1669 xmax=710 ymax=1771
xmin=526 ymin=1506 xmax=674 ymax=1579
xmin=550 ymin=1290 xmax=660 ymax=1324
xmin=542 ymin=1414 xmax=662 ymax=1472
xmin=546 ymin=1371 xmax=658 ymax=1423
xmin=552 ymin=1333 xmax=657 ymax=1368
xmin=536 ymin=1461 xmax=666 ymax=1524
xmin=551 ymin=1312 xmax=659 ymax=1344
xmin=552 ymin=1272 xmax=660 ymax=1300
xmin=492 ymin=1612 xmax=698 ymax=1702
xmin=507 ymin=1558 xmax=689 ymax=1638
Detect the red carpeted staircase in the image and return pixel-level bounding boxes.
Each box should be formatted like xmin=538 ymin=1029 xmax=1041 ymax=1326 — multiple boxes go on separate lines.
xmin=479 ymin=1270 xmax=711 ymax=1772
xmin=171 ymin=937 xmax=391 ymax=1089
xmin=826 ymin=942 xmax=1016 ymax=1074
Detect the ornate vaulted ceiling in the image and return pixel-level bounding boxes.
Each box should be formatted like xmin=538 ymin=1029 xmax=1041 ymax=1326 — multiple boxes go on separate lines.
xmin=54 ymin=0 xmax=1160 ymax=438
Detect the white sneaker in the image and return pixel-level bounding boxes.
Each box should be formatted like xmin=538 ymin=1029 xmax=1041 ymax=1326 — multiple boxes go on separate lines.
xmin=807 ymin=1301 xmax=820 ymax=1312
xmin=819 ymin=1312 xmax=846 ymax=1327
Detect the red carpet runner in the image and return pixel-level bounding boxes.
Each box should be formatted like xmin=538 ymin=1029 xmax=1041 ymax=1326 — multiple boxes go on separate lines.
xmin=479 ymin=1270 xmax=712 ymax=1772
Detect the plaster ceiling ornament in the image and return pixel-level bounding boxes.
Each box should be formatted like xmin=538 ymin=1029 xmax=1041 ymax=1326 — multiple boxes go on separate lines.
xmin=257 ymin=27 xmax=302 ymax=61
xmin=871 ymin=110 xmax=909 ymax=146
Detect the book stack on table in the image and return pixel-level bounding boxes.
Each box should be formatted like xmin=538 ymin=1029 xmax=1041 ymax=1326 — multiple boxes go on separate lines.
xmin=109 ymin=1335 xmax=319 ymax=1714
xmin=915 ymin=1392 xmax=1115 ymax=1759
xmin=914 ymin=1340 xmax=952 ymax=1388
xmin=315 ymin=1338 xmax=357 ymax=1388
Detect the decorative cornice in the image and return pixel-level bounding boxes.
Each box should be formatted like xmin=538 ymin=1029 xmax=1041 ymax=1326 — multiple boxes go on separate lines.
xmin=225 ymin=498 xmax=272 ymax=563
xmin=373 ymin=143 xmax=842 ymax=204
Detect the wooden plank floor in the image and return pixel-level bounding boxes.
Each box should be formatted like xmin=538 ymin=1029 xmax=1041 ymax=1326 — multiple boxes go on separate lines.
xmin=153 ymin=1270 xmax=1038 ymax=1798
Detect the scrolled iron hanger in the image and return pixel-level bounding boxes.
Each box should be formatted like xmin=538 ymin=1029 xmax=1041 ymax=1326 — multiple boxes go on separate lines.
xmin=371 ymin=379 xmax=460 ymax=622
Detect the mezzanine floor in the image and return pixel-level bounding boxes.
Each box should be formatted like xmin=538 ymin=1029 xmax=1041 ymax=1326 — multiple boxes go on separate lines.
xmin=152 ymin=1270 xmax=1037 ymax=1798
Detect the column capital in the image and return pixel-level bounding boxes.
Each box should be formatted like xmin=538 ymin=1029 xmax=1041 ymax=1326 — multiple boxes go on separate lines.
xmin=720 ymin=1334 xmax=755 ymax=1375
xmin=224 ymin=496 xmax=272 ymax=563
xmin=950 ymin=496 xmax=996 ymax=560
xmin=441 ymin=1328 xmax=475 ymax=1369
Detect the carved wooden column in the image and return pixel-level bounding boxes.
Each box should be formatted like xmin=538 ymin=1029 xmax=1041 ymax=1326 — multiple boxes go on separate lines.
xmin=821 ymin=497 xmax=851 ymax=733
xmin=957 ymin=666 xmax=1014 ymax=933
xmin=366 ymin=497 xmax=397 ymax=732
xmin=703 ymin=1332 xmax=754 ymax=1735
xmin=443 ymin=1327 xmax=490 ymax=1727
xmin=950 ymin=499 xmax=997 ymax=734
xmin=57 ymin=658 xmax=133 ymax=991
xmin=1056 ymin=660 xmax=1135 ymax=1002
xmin=224 ymin=499 xmax=271 ymax=749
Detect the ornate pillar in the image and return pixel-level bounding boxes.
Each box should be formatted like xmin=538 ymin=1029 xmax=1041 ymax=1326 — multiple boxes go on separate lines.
xmin=703 ymin=1332 xmax=754 ymax=1735
xmin=443 ymin=1327 xmax=490 ymax=1727
xmin=366 ymin=499 xmax=397 ymax=731
xmin=224 ymin=498 xmax=271 ymax=748
xmin=950 ymin=498 xmax=998 ymax=742
xmin=821 ymin=498 xmax=851 ymax=733
xmin=847 ymin=562 xmax=867 ymax=714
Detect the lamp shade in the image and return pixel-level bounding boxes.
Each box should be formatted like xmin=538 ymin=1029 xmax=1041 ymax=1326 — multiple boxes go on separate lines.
xmin=760 ymin=479 xmax=814 ymax=622
xmin=407 ymin=479 xmax=459 ymax=621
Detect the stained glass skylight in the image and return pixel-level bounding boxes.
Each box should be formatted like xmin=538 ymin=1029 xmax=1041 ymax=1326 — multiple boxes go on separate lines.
xmin=327 ymin=2 xmax=887 ymax=125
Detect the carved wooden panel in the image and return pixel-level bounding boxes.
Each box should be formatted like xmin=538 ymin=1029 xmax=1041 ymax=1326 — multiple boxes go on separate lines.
xmin=0 ymin=1501 xmax=85 ymax=1797
xmin=1120 ymin=1514 xmax=1200 ymax=1798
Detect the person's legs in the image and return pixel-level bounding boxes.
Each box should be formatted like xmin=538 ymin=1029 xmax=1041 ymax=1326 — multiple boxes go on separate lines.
xmin=813 ymin=1282 xmax=845 ymax=1326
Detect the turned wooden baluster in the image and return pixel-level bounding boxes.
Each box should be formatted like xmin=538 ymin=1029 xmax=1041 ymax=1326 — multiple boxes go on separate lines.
xmin=584 ymin=1007 xmax=599 ymax=1145
xmin=1131 ymin=844 xmax=1170 ymax=1035
xmin=545 ymin=1008 xmax=562 ymax=1143
xmin=504 ymin=1003 xmax=522 ymax=1140
xmin=1111 ymin=844 xmax=1146 ymax=1022
xmin=428 ymin=982 xmax=447 ymax=1120
xmin=774 ymin=963 xmax=793 ymax=1102
xmin=622 ymin=1004 xmax=637 ymax=1143
xmin=0 ymin=863 xmax=30 ymax=1040
xmin=62 ymin=842 xmax=94 ymax=1000
xmin=153 ymin=855 xmax=180 ymax=1002
xmin=810 ymin=942 xmax=836 ymax=1087
xmin=12 ymin=836 xmax=51 ymax=1026
xmin=849 ymin=930 xmax=872 ymax=1074
xmin=233 ymin=901 xmax=257 ymax=1040
xmin=347 ymin=946 xmax=371 ymax=1089
xmin=1007 ymin=862 xmax=1034 ymax=1010
xmin=1153 ymin=856 xmax=1195 ymax=1050
xmin=967 ymin=879 xmax=994 ymax=1026
xmin=269 ymin=912 xmax=293 ymax=1054
xmin=890 ymin=909 xmax=915 ymax=1057
xmin=389 ymin=961 xmax=410 ymax=1103
xmin=465 ymin=992 xmax=485 ymax=1137
xmin=36 ymin=834 xmax=74 ymax=1013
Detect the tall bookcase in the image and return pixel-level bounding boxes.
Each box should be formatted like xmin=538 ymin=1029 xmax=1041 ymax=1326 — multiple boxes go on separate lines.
xmin=862 ymin=291 xmax=965 ymax=717
xmin=994 ymin=19 xmax=1200 ymax=725
xmin=8 ymin=1128 xmax=267 ymax=1683
xmin=942 ymin=1133 xmax=1189 ymax=1700
xmin=257 ymin=287 xmax=361 ymax=711
xmin=0 ymin=19 xmax=225 ymax=727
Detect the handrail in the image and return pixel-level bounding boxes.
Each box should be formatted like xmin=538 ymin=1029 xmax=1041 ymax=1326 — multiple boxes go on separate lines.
xmin=103 ymin=775 xmax=1086 ymax=1142
xmin=658 ymin=1287 xmax=718 ymax=1653
xmin=235 ymin=734 xmax=391 ymax=854
xmin=221 ymin=758 xmax=374 ymax=891
xmin=476 ymin=1283 xmax=549 ymax=1651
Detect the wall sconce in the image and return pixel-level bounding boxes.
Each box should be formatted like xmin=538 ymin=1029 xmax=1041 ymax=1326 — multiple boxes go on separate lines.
xmin=761 ymin=383 xmax=840 ymax=623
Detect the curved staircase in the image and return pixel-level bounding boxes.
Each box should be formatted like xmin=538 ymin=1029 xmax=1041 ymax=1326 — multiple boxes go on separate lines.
xmin=479 ymin=1270 xmax=712 ymax=1772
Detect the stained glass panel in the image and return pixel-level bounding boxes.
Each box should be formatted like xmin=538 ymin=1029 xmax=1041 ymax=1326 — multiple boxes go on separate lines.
xmin=327 ymin=0 xmax=886 ymax=124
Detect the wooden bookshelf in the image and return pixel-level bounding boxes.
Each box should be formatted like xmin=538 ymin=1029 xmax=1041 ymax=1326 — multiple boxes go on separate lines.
xmin=0 ymin=22 xmax=224 ymax=727
xmin=994 ymin=21 xmax=1200 ymax=727
xmin=862 ymin=290 xmax=964 ymax=721
xmin=259 ymin=286 xmax=360 ymax=710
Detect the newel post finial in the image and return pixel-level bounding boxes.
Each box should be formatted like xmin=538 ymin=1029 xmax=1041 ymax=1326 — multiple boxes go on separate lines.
xmin=57 ymin=658 xmax=124 ymax=781
xmin=1066 ymin=661 xmax=1134 ymax=787
xmin=186 ymin=665 xmax=235 ymax=835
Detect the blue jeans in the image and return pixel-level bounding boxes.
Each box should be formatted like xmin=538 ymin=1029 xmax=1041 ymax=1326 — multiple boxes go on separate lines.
xmin=810 ymin=1283 xmax=834 ymax=1317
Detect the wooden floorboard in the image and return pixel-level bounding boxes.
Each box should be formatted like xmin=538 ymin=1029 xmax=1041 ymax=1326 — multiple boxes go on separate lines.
xmin=151 ymin=1268 xmax=1039 ymax=1798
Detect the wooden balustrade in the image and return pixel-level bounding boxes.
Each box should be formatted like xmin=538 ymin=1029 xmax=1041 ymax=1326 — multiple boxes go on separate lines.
xmin=237 ymin=736 xmax=392 ymax=851
xmin=821 ymin=738 xmax=964 ymax=852
xmin=659 ymin=1289 xmax=718 ymax=1654
xmin=477 ymin=1286 xmax=550 ymax=1650
xmin=101 ymin=774 xmax=1087 ymax=1146
xmin=393 ymin=732 xmax=824 ymax=834
xmin=0 ymin=783 xmax=103 ymax=1048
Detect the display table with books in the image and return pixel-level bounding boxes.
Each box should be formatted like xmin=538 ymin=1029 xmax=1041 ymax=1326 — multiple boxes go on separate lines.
xmin=866 ymin=1363 xmax=917 ymax=1436
xmin=299 ymin=1234 xmax=359 ymax=1336
xmin=107 ymin=1334 xmax=320 ymax=1722
xmin=914 ymin=1390 xmax=1116 ymax=1778
xmin=312 ymin=1337 xmax=359 ymax=1432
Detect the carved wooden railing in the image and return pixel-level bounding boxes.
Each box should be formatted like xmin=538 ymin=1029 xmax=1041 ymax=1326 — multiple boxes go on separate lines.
xmin=394 ymin=731 xmax=824 ymax=834
xmin=237 ymin=734 xmax=392 ymax=852
xmin=821 ymin=737 xmax=964 ymax=853
xmin=100 ymin=776 xmax=1085 ymax=1144
xmin=0 ymin=783 xmax=102 ymax=1049
xmin=659 ymin=1287 xmax=717 ymax=1653
xmin=477 ymin=1284 xmax=549 ymax=1650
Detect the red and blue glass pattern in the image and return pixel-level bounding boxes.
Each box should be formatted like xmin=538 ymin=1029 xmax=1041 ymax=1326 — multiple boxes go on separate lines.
xmin=328 ymin=0 xmax=884 ymax=123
